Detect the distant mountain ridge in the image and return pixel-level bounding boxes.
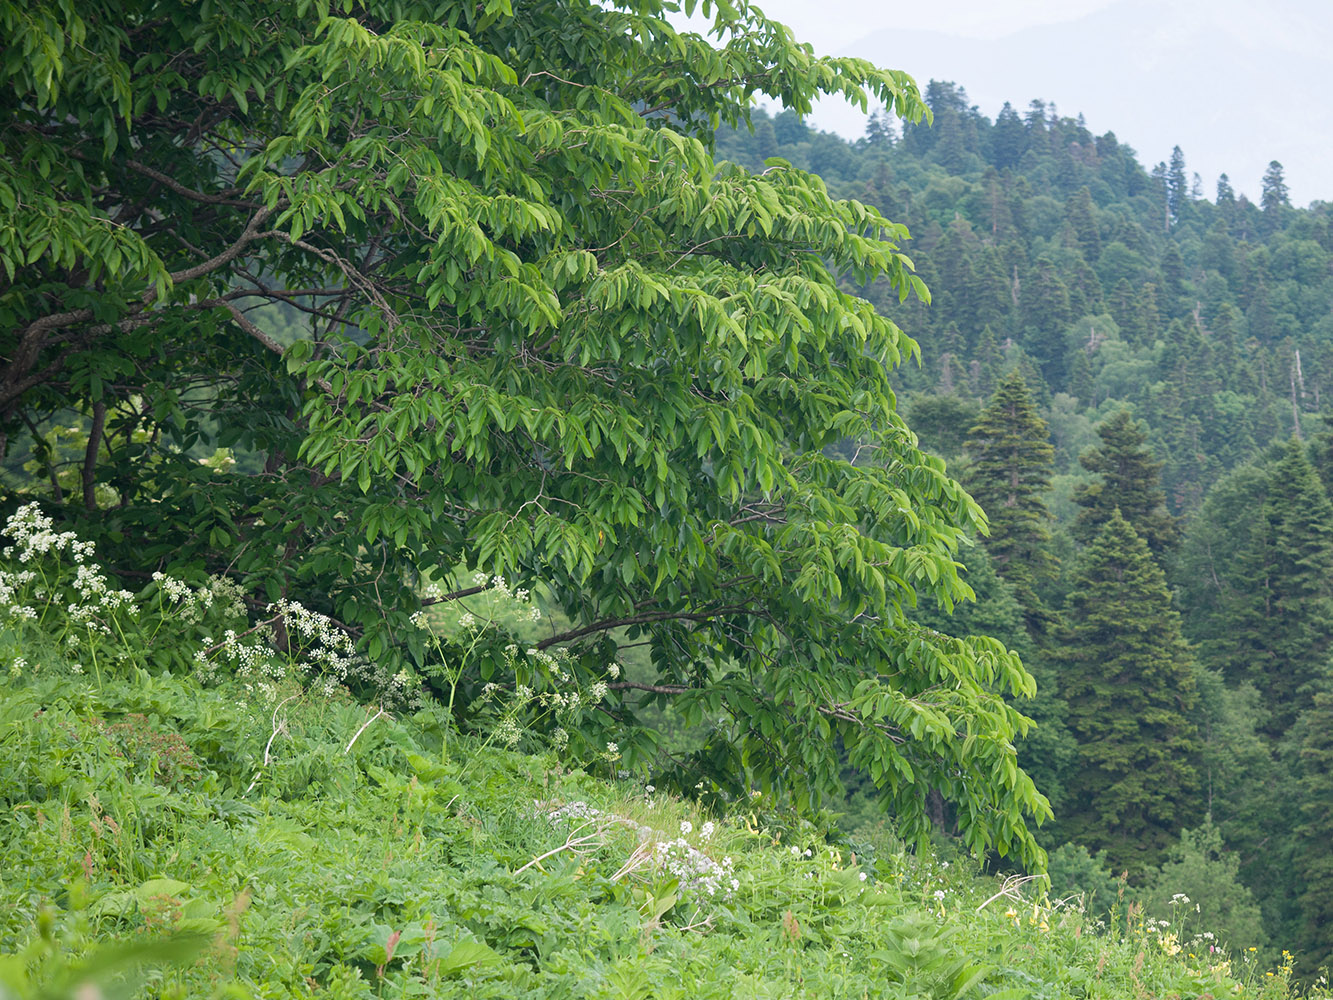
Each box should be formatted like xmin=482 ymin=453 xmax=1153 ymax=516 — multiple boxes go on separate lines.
xmin=830 ymin=0 xmax=1331 ymax=205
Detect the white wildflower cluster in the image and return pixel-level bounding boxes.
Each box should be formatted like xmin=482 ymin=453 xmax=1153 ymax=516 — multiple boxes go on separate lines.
xmin=2 ymin=503 xmax=95 ymax=564
xmin=66 ymin=563 xmax=136 ymax=633
xmin=151 ymin=571 xmax=247 ymax=624
xmin=494 ymin=718 xmax=522 ymax=747
xmin=0 ymin=504 xmax=136 ymax=635
xmin=514 ymin=646 xmax=610 ymax=719
xmin=215 ymin=629 xmax=264 ymax=677
xmin=0 ymin=567 xmax=38 ymax=620
xmin=652 ymin=838 xmax=738 ymax=898
xmin=270 ymin=598 xmax=360 ymax=677
xmin=544 ymin=801 xmax=737 ymax=901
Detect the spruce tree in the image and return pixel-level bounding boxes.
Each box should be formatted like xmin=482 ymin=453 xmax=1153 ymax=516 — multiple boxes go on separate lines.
xmin=1178 ymin=441 xmax=1333 ymax=736
xmin=1293 ymin=690 xmax=1333 ymax=975
xmin=964 ymin=370 xmax=1057 ymax=635
xmin=1057 ymin=511 xmax=1201 ymax=874
xmin=1257 ymin=438 xmax=1333 ymax=733
xmin=1072 ymin=410 xmax=1180 ymax=557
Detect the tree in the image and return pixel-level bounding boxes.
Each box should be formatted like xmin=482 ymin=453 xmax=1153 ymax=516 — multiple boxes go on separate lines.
xmin=964 ymin=370 xmax=1057 ymax=635
xmin=865 ymin=107 xmax=897 ymax=147
xmin=1292 ymin=690 xmax=1333 ymax=975
xmin=992 ymin=101 xmax=1023 ymax=170
xmin=1056 ymin=511 xmax=1201 ymax=873
xmin=1262 ymin=160 xmax=1291 ymax=213
xmin=1167 ymin=145 xmax=1189 ymax=222
xmin=1149 ymin=819 xmax=1269 ymax=954
xmin=0 ymin=0 xmax=1052 ymax=862
xmin=1176 ymin=441 xmax=1333 ymax=735
xmin=1064 ymin=187 xmax=1101 ymax=260
xmin=1257 ymin=439 xmax=1333 ymax=732
xmin=1072 ymin=410 xmax=1179 ymax=557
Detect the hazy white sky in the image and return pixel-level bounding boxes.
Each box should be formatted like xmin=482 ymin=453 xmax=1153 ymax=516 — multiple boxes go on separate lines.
xmin=723 ymin=0 xmax=1118 ymax=50
xmin=672 ymin=0 xmax=1333 ymax=204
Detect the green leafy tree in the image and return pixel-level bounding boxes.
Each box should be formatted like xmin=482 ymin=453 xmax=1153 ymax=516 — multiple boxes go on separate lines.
xmin=964 ymin=370 xmax=1057 ymax=635
xmin=1149 ymin=819 xmax=1270 ymax=954
xmin=1191 ymin=670 xmax=1287 ymax=911
xmin=1072 ymin=410 xmax=1179 ymax=557
xmin=1056 ymin=511 xmax=1201 ymax=873
xmin=0 ymin=0 xmax=1052 ymax=861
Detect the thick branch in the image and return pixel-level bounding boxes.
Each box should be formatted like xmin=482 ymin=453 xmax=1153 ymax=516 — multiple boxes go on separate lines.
xmin=82 ymin=400 xmax=107 ymax=512
xmin=122 ymin=158 xmax=257 ymax=207
xmin=535 ymin=604 xmax=754 ymax=650
xmin=609 ymin=680 xmax=693 ymax=695
xmin=2 ymin=206 xmax=276 ymax=412
xmin=421 ymin=584 xmax=487 ymax=606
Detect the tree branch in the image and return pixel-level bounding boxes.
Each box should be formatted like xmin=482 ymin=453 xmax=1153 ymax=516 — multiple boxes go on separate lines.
xmin=534 ymin=604 xmax=754 ymax=650
xmin=82 ymin=400 xmax=106 ymax=512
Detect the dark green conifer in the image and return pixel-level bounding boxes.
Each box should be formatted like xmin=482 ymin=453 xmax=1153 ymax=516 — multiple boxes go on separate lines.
xmin=1064 ymin=186 xmax=1101 ymax=260
xmin=1056 ymin=511 xmax=1201 ymax=873
xmin=971 ymin=325 xmax=1003 ymax=397
xmin=1257 ymin=439 xmax=1333 ymax=733
xmin=1179 ymin=440 xmax=1333 ymax=736
xmin=1293 ymin=690 xmax=1333 ymax=974
xmin=1073 ymin=410 xmax=1179 ymax=557
xmin=964 ymin=370 xmax=1057 ymax=635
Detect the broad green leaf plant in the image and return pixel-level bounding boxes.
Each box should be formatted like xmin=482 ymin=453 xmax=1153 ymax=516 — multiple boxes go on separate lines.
xmin=0 ymin=0 xmax=1050 ymax=864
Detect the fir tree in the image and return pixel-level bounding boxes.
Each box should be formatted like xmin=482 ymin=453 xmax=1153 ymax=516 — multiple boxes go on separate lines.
xmin=1167 ymin=145 xmax=1189 ymax=223
xmin=1179 ymin=441 xmax=1333 ymax=736
xmin=1293 ymin=690 xmax=1333 ymax=975
xmin=1257 ymin=438 xmax=1333 ymax=733
xmin=1065 ymin=186 xmax=1101 ymax=260
xmin=1056 ymin=511 xmax=1201 ymax=873
xmin=964 ymin=370 xmax=1057 ymax=635
xmin=1073 ymin=410 xmax=1180 ymax=557
xmin=1261 ymin=160 xmax=1290 ymax=213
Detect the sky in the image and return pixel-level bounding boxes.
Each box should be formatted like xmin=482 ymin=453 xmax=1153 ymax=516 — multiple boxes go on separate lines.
xmin=670 ymin=0 xmax=1333 ymax=205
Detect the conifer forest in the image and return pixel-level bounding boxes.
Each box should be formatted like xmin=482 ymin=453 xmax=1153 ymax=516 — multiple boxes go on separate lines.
xmin=2 ymin=2 xmax=1332 ymax=996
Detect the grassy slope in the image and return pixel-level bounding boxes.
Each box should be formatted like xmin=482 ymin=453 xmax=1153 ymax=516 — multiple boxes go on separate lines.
xmin=0 ymin=670 xmax=1303 ymax=1000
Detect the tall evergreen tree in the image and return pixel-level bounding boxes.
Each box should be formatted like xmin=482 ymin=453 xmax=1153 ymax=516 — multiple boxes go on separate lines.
xmin=1179 ymin=441 xmax=1333 ymax=736
xmin=964 ymin=370 xmax=1057 ymax=635
xmin=1057 ymin=511 xmax=1201 ymax=873
xmin=1292 ymin=689 xmax=1333 ymax=975
xmin=1073 ymin=410 xmax=1180 ymax=557
xmin=992 ymin=102 xmax=1024 ymax=169
xmin=1065 ymin=186 xmax=1101 ymax=260
xmin=1261 ymin=160 xmax=1291 ymax=213
xmin=1167 ymin=145 xmax=1189 ymax=222
xmin=1257 ymin=439 xmax=1333 ymax=732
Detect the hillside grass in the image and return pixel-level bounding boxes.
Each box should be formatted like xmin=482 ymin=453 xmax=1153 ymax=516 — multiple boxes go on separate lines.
xmin=0 ymin=663 xmax=1311 ymax=1000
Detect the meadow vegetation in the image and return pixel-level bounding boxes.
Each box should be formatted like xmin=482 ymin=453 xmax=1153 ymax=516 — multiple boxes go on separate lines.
xmin=0 ymin=510 xmax=1318 ymax=999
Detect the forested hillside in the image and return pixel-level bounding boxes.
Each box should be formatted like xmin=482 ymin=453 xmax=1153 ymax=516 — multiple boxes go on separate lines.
xmin=717 ymin=87 xmax=1333 ymax=976
xmin=3 ymin=0 xmax=1331 ymax=991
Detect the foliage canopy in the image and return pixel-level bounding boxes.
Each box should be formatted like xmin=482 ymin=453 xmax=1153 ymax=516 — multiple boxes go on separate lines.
xmin=0 ymin=0 xmax=1049 ymax=862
